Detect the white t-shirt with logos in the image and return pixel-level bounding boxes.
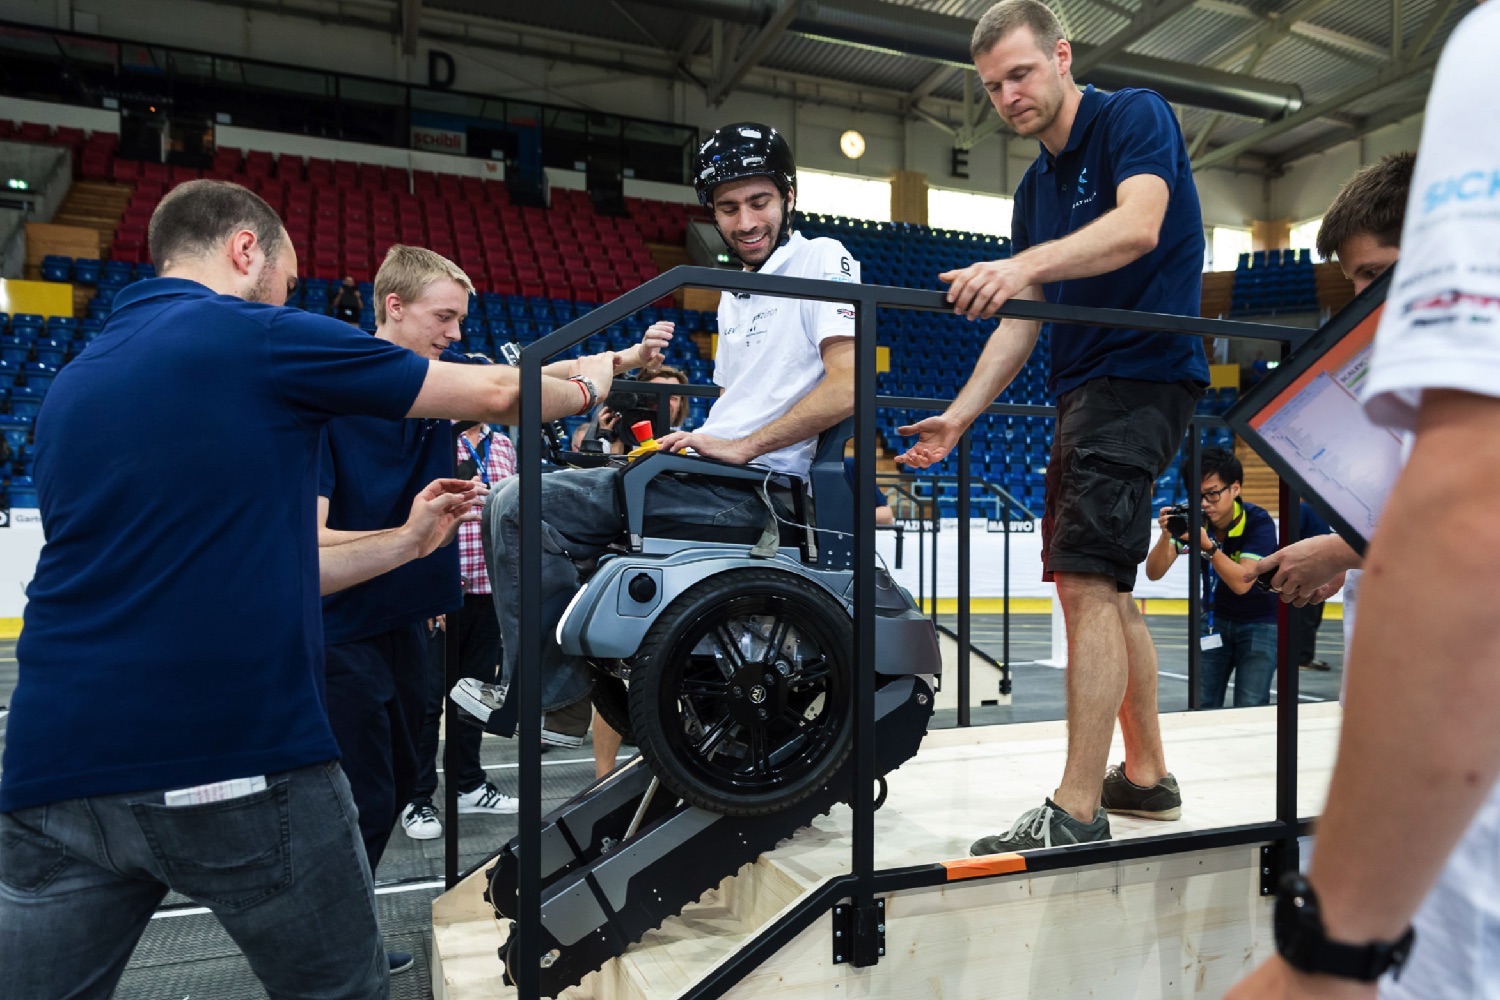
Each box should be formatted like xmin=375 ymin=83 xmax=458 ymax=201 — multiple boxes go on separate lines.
xmin=697 ymin=231 xmax=859 ymax=477
xmin=1359 ymin=6 xmax=1500 ymax=997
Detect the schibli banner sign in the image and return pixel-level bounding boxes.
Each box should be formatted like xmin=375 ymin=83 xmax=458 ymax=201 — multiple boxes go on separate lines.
xmin=411 ymin=125 xmax=467 ymax=155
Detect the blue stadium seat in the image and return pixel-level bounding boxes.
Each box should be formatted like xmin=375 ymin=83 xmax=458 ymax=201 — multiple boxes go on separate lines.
xmin=41 ymin=255 xmax=72 ymax=283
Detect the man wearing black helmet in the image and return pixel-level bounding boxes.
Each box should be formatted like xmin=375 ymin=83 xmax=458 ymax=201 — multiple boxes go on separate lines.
xmin=450 ymin=122 xmax=861 ymax=747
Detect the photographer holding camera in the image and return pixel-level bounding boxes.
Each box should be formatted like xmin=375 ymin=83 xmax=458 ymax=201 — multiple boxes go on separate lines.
xmin=1145 ymin=447 xmax=1279 ymax=708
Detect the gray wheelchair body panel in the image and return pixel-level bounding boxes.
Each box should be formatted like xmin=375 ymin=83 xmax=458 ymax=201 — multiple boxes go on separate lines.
xmin=558 ymin=541 xmax=939 ymax=678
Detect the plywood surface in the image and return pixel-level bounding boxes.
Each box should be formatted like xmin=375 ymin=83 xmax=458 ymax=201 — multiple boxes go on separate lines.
xmin=433 ymin=704 xmax=1340 ymax=999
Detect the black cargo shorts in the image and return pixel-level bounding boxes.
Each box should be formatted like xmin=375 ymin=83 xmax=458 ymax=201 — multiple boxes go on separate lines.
xmin=1041 ymin=376 xmax=1202 ymax=592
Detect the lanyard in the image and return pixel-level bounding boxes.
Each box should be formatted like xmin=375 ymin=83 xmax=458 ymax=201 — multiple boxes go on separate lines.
xmin=1205 ymin=568 xmax=1217 ymax=634
xmin=461 ymin=433 xmax=492 ymax=486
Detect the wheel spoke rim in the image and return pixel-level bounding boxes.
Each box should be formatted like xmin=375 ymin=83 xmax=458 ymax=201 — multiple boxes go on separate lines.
xmin=655 ymin=590 xmax=850 ymax=800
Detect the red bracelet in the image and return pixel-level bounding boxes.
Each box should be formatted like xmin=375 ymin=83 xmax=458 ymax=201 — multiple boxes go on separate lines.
xmin=574 ymin=378 xmax=591 ymax=415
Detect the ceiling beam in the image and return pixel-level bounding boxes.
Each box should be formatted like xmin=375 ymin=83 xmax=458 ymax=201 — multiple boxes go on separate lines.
xmin=1193 ymin=48 xmax=1439 ymax=170
xmin=1084 ymin=0 xmax=1136 ymax=20
xmin=704 ymin=0 xmax=800 ymax=105
xmin=904 ymin=65 xmax=956 ymax=113
xmin=1072 ymin=0 xmax=1199 ymax=77
xmin=1199 ymin=0 xmax=1342 ymax=70
xmin=1268 ymin=96 xmax=1427 ymax=168
xmin=1410 ymin=0 xmax=1461 ymax=59
xmin=1291 ymin=21 xmax=1390 ymax=62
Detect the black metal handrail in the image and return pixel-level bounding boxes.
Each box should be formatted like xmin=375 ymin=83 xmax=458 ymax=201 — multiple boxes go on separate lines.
xmin=510 ymin=265 xmax=1309 ymax=999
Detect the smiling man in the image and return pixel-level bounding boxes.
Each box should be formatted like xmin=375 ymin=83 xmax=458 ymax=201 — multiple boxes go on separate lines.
xmin=897 ymin=0 xmax=1208 ymax=854
xmin=449 ymin=122 xmax=862 ymax=748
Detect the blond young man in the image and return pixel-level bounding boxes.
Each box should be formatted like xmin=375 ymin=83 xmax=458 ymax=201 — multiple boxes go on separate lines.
xmin=317 ymin=245 xmax=666 ymax=971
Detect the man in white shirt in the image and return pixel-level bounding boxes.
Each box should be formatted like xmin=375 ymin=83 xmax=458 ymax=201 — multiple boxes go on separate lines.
xmin=1229 ymin=3 xmax=1500 ymax=997
xmin=450 ymin=122 xmax=860 ymax=745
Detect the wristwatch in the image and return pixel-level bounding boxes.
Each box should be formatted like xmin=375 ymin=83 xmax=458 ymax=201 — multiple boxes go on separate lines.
xmin=1274 ymin=872 xmax=1414 ymax=981
xmin=1201 ymin=540 xmax=1220 ymax=560
xmin=568 ymin=375 xmax=600 ymax=412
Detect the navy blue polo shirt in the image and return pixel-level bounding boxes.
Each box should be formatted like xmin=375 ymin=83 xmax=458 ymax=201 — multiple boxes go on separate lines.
xmin=319 ymin=346 xmax=480 ymax=644
xmin=1178 ymin=499 xmax=1280 ymax=625
xmin=4 ymin=278 xmax=429 ymax=812
xmin=1012 ymin=86 xmax=1209 ymax=397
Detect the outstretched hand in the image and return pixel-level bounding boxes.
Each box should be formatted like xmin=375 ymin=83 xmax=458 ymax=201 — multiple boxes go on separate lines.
xmin=894 ymin=414 xmax=966 ymax=468
xmin=617 ymin=321 xmax=674 ymax=373
xmin=400 ymin=478 xmax=488 ymax=558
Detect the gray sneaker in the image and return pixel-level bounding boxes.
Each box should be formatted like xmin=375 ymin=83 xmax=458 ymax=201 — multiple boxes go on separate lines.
xmin=540 ymin=695 xmax=592 ymax=748
xmin=449 ymin=678 xmax=592 ymax=747
xmin=969 ymin=798 xmax=1111 ymax=855
xmin=1100 ymin=762 xmax=1182 ymax=821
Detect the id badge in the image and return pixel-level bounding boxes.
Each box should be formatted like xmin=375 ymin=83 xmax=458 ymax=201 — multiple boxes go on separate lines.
xmin=1200 ymin=633 xmax=1224 ymax=651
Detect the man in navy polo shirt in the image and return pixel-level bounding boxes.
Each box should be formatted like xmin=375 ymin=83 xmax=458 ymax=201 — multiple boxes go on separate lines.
xmin=898 ymin=0 xmax=1207 ymax=852
xmin=1145 ymin=449 xmax=1280 ymax=708
xmin=0 ymin=180 xmax=618 ymax=999
xmin=318 ymin=244 xmax=669 ymax=914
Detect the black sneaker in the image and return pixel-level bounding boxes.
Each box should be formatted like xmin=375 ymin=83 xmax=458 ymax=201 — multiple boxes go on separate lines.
xmin=1100 ymin=762 xmax=1182 ymax=820
xmin=969 ymin=798 xmax=1111 ymax=855
xmin=541 ymin=695 xmax=592 ymax=748
xmin=388 ymin=950 xmax=414 ymax=974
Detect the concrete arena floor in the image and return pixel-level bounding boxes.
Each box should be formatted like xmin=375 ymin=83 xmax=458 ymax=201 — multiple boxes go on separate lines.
xmin=0 ymin=613 xmax=1345 ymax=999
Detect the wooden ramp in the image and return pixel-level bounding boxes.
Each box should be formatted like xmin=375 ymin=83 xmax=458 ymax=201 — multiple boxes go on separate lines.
xmin=434 ymin=704 xmax=1338 ymax=999
xmin=932 ymin=625 xmax=1012 ymax=710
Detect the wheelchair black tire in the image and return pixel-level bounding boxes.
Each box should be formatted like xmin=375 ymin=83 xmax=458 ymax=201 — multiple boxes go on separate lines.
xmin=629 ymin=569 xmax=853 ymax=817
xmin=590 ymin=666 xmax=635 ymax=746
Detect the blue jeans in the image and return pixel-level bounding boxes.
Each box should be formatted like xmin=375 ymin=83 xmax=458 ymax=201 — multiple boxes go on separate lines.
xmin=0 ymin=761 xmax=387 ymax=1000
xmin=1199 ymin=617 xmax=1278 ymax=708
xmin=482 ymin=465 xmax=781 ymax=730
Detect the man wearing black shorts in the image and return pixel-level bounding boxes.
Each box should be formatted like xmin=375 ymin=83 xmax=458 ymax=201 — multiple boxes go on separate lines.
xmin=898 ymin=0 xmax=1206 ymax=852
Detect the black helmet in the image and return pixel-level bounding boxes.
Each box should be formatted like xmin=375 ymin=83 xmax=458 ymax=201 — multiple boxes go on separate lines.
xmin=692 ymin=122 xmax=796 ymax=206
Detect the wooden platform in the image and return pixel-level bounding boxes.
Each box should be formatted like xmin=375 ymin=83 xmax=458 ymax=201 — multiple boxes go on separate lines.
xmin=433 ymin=704 xmax=1338 ymax=999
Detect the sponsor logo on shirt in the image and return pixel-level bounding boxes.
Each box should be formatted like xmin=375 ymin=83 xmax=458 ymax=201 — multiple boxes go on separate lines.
xmin=1422 ymin=169 xmax=1500 ymax=214
xmin=837 ymin=307 xmax=856 ymax=320
xmin=1401 ymin=288 xmax=1500 ymax=327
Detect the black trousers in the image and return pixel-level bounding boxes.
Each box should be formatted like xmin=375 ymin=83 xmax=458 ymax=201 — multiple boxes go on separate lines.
xmin=1288 ymin=601 xmax=1324 ymax=667
xmin=412 ymin=593 xmax=501 ymax=802
xmin=324 ymin=622 xmax=428 ymax=871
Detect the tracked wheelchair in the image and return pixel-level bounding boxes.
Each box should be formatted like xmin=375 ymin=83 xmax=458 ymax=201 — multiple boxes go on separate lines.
xmin=481 ymin=395 xmax=940 ymax=993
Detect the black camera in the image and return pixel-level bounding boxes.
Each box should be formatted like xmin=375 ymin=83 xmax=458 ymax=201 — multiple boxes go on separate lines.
xmin=1165 ymin=503 xmax=1193 ymax=537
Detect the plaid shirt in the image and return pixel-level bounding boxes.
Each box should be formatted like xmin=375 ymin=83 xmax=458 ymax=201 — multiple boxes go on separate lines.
xmin=457 ymin=429 xmax=516 ymax=595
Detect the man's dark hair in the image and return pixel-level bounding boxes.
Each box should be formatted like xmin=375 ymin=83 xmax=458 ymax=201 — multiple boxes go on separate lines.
xmin=148 ymin=179 xmax=285 ymax=271
xmin=1315 ymin=152 xmax=1415 ymax=261
xmin=1185 ymin=446 xmax=1243 ymax=489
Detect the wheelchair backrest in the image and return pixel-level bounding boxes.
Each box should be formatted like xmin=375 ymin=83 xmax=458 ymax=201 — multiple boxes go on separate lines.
xmin=808 ymin=417 xmax=855 ymax=570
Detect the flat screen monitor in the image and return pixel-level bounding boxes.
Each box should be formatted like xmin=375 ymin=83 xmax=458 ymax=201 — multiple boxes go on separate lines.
xmin=1225 ymin=269 xmax=1401 ymax=556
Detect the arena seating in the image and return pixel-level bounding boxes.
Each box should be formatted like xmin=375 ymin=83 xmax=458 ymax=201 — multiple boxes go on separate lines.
xmin=1230 ymin=248 xmax=1318 ymax=316
xmin=1 ymin=117 xmax=1238 ymax=514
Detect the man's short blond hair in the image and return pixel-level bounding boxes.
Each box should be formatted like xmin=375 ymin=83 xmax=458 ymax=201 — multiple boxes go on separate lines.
xmin=373 ymin=244 xmax=475 ymax=325
xmin=971 ymin=0 xmax=1065 ymax=60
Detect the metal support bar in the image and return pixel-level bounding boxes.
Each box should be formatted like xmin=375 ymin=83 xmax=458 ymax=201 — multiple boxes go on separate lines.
xmin=851 ymin=294 xmax=878 ymax=916
xmin=705 ymin=0 xmax=800 ymax=105
xmin=957 ymin=431 xmax=972 ymax=727
xmin=1186 ymin=424 xmax=1202 ymax=710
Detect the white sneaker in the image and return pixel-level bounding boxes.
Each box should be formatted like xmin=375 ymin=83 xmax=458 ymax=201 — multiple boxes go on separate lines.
xmin=455 ymin=780 xmax=519 ymax=815
xmin=400 ymin=800 xmax=441 ymax=840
